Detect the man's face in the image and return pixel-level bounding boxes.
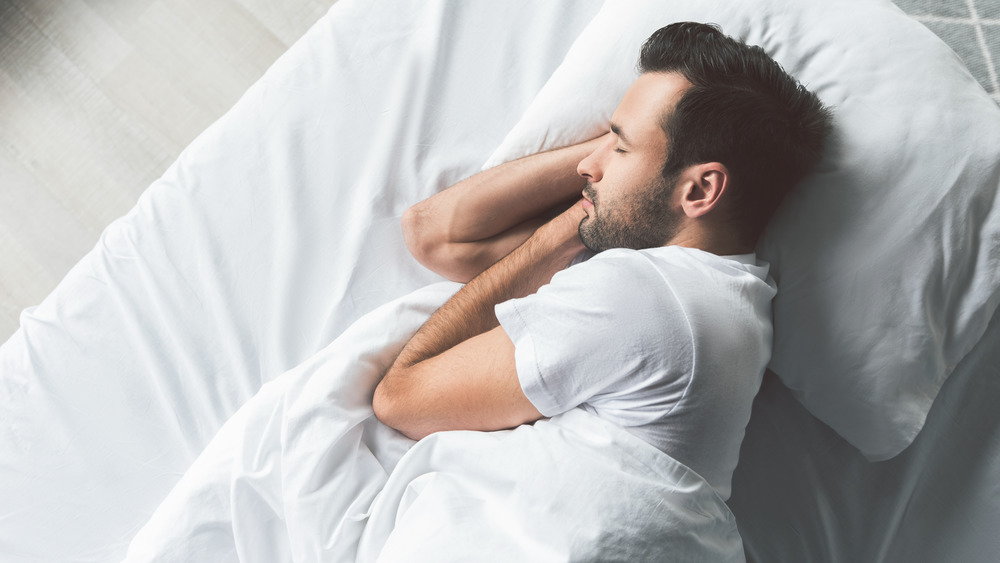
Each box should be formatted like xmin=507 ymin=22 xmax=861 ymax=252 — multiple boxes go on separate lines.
xmin=577 ymin=72 xmax=691 ymax=252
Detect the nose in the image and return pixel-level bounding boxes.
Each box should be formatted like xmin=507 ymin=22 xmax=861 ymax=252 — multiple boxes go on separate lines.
xmin=577 ymin=145 xmax=603 ymax=183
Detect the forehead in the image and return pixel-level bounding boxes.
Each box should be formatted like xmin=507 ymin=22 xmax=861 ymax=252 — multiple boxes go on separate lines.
xmin=611 ymin=71 xmax=691 ymax=148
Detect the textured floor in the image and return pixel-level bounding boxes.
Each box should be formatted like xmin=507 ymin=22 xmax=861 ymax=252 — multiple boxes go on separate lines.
xmin=894 ymin=0 xmax=1000 ymax=101
xmin=0 ymin=0 xmax=336 ymax=342
xmin=0 ymin=0 xmax=998 ymax=343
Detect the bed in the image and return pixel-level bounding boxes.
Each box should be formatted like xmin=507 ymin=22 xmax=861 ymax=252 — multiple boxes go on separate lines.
xmin=2 ymin=0 xmax=999 ymax=561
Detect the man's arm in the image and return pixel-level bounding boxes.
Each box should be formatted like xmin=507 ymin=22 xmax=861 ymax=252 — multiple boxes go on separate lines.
xmin=403 ymin=135 xmax=605 ymax=282
xmin=374 ymin=202 xmax=587 ymax=440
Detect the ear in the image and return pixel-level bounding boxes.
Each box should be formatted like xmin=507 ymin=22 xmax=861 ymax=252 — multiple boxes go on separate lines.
xmin=677 ymin=162 xmax=729 ymax=219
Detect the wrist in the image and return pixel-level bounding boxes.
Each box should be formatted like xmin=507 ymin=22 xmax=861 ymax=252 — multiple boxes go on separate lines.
xmin=466 ymin=200 xmax=585 ymax=303
xmin=531 ymin=201 xmax=587 ymax=265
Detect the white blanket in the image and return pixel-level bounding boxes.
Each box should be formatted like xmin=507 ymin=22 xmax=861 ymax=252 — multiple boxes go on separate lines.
xmin=0 ymin=3 xmax=603 ymax=558
xmin=124 ymin=283 xmax=744 ymax=562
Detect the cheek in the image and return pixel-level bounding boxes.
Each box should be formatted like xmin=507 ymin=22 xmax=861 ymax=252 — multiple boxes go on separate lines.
xmin=602 ymin=166 xmax=648 ymax=206
xmin=616 ymin=158 xmax=655 ymax=184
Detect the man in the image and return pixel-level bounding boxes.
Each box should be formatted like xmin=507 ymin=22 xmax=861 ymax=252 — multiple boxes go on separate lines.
xmin=373 ymin=22 xmax=831 ymax=500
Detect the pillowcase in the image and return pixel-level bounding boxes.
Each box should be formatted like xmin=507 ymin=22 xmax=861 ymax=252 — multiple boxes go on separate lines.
xmin=485 ymin=0 xmax=1000 ymax=460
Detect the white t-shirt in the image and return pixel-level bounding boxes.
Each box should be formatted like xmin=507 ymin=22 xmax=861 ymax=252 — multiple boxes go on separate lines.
xmin=494 ymin=246 xmax=776 ymax=500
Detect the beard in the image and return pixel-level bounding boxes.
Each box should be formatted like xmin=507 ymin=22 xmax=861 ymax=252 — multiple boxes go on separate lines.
xmin=578 ymin=175 xmax=682 ymax=252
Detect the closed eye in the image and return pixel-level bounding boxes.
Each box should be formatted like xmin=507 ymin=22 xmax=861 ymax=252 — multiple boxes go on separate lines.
xmin=614 ymin=147 xmax=627 ymax=154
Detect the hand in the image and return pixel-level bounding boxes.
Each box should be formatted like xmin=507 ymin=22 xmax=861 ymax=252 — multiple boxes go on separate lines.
xmin=530 ymin=199 xmax=587 ymax=265
xmin=552 ymin=199 xmax=588 ymax=238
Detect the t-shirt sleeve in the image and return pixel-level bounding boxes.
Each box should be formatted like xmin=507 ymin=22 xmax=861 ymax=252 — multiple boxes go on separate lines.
xmin=494 ymin=251 xmax=693 ymax=418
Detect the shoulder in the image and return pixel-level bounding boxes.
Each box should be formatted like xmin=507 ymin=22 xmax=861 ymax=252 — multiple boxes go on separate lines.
xmin=529 ymin=249 xmax=686 ymax=328
xmin=565 ymin=246 xmax=770 ymax=287
xmin=554 ymin=248 xmax=663 ymax=284
xmin=540 ymin=249 xmax=670 ymax=305
xmin=530 ymin=246 xmax=775 ymax=318
xmin=584 ymin=247 xmax=777 ymax=332
xmin=635 ymin=246 xmax=777 ymax=298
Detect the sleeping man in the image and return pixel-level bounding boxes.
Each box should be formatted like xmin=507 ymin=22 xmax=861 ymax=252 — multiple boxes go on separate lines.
xmin=373 ymin=22 xmax=832 ymax=500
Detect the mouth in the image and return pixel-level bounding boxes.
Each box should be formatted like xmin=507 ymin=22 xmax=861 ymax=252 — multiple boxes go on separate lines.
xmin=581 ymin=184 xmax=597 ymax=211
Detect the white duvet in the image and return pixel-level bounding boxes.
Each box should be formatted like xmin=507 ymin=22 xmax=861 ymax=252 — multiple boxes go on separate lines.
xmin=4 ymin=0 xmax=998 ymax=559
xmin=123 ymin=283 xmax=744 ymax=562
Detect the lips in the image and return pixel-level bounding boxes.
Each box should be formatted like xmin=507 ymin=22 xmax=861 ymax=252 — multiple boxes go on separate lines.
xmin=582 ymin=184 xmax=597 ymax=210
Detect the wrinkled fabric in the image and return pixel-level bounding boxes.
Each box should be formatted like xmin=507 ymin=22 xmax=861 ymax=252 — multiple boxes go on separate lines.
xmin=124 ymin=283 xmax=745 ymax=563
xmin=0 ymin=1 xmax=601 ymax=560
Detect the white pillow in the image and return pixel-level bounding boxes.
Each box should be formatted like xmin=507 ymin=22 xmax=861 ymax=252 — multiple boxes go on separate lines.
xmin=485 ymin=0 xmax=1000 ymax=460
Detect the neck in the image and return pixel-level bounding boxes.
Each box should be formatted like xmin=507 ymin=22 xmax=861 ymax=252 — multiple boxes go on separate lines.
xmin=665 ymin=223 xmax=754 ymax=256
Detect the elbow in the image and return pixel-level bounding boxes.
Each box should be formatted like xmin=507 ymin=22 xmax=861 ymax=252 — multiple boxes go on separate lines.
xmin=401 ymin=204 xmax=431 ymax=262
xmin=371 ymin=378 xmax=398 ymax=431
xmin=401 ymin=205 xmax=478 ymax=283
xmin=401 ymin=205 xmax=446 ymax=276
xmin=373 ymin=373 xmax=427 ymax=441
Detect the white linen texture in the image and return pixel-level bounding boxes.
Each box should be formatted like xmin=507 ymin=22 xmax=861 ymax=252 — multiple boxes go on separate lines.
xmin=0 ymin=1 xmax=605 ymax=559
xmin=123 ymin=282 xmax=746 ymax=563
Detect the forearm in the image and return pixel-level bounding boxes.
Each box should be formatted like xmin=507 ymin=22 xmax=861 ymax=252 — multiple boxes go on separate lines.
xmin=394 ymin=202 xmax=587 ymax=369
xmin=374 ymin=204 xmax=585 ymax=438
xmin=403 ymin=135 xmax=604 ymax=282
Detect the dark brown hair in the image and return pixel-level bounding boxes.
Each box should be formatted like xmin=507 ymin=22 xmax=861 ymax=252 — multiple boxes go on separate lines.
xmin=639 ymin=22 xmax=833 ymax=244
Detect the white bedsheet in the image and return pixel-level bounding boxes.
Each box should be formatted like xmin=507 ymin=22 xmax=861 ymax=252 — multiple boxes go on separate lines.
xmin=3 ymin=0 xmax=999 ymax=561
xmin=123 ymin=283 xmax=744 ymax=562
xmin=0 ymin=1 xmax=601 ymax=560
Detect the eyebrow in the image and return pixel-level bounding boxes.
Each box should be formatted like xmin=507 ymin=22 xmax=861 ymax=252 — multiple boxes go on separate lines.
xmin=610 ymin=122 xmax=631 ymax=147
